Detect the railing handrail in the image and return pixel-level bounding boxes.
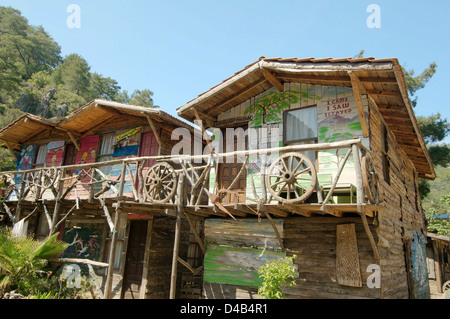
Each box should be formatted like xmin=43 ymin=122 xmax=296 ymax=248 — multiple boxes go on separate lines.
xmin=0 ymin=138 xmax=363 ymax=176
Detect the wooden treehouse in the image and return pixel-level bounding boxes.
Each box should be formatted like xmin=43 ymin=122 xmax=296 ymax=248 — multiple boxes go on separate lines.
xmin=0 ymin=56 xmax=436 ymax=299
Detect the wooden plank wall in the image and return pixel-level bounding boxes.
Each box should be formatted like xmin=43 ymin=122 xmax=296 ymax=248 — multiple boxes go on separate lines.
xmin=368 ymin=98 xmax=427 ymax=299
xmin=283 ymin=217 xmax=380 ymax=299
xmin=144 ymin=216 xmax=190 ymax=299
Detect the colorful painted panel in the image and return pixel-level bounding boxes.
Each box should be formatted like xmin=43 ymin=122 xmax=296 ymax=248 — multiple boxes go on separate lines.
xmin=409 ymin=232 xmax=430 ymax=299
xmin=16 ymin=144 xmax=36 ymax=171
xmin=112 ymin=127 xmax=142 ymax=157
xmin=204 ymin=244 xmax=286 ymax=287
xmin=204 ymin=218 xmax=286 ymax=287
xmin=74 ymin=135 xmax=99 ymax=167
xmin=46 ymin=141 xmax=65 ymax=167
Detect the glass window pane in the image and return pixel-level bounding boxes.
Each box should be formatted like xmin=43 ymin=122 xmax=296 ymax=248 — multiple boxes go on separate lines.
xmin=285 ymin=107 xmax=318 ymax=142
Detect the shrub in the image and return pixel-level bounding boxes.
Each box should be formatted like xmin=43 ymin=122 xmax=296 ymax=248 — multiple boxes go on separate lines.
xmin=257 ymin=255 xmax=297 ymax=299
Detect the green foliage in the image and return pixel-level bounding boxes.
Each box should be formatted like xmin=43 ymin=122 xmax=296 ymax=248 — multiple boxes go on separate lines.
xmin=417 ymin=114 xmax=450 ymax=144
xmin=245 ymin=90 xmax=319 ymax=128
xmin=403 ymin=62 xmax=437 ymax=107
xmin=115 ymin=88 xmax=158 ymax=108
xmin=0 ymin=227 xmax=67 ymax=294
xmin=257 ymin=255 xmax=297 ymax=299
xmin=0 ymin=5 xmax=157 ymax=129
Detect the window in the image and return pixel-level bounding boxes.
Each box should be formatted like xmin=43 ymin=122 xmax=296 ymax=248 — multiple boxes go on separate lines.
xmin=96 ymin=133 xmax=116 ymax=192
xmin=33 ymin=144 xmax=48 ymax=168
xmin=381 ymin=122 xmax=390 ymax=184
xmin=284 ymin=105 xmax=318 ymax=163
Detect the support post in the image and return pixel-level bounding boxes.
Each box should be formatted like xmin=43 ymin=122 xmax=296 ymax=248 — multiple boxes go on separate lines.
xmin=50 ymin=169 xmax=65 ymax=236
xmin=352 ymin=144 xmax=364 ymax=211
xmin=104 ymin=204 xmax=121 ymax=299
xmin=169 ymin=173 xmax=185 ymax=299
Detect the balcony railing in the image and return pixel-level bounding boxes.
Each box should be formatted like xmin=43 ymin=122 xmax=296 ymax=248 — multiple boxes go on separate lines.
xmin=1 ymin=138 xmax=380 ymax=220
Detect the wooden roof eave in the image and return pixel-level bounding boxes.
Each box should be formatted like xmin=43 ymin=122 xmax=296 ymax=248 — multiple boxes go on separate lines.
xmin=391 ymin=59 xmax=436 ymax=180
xmin=177 ymin=57 xmax=435 ymax=180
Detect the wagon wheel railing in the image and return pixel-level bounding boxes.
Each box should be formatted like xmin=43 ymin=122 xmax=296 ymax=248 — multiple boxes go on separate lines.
xmin=266 ymin=152 xmax=317 ymax=204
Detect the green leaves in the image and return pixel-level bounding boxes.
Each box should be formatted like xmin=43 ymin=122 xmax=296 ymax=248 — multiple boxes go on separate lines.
xmin=257 ymin=255 xmax=297 ymax=299
xmin=0 ymin=227 xmax=67 ymax=291
xmin=245 ymin=90 xmax=319 ymax=128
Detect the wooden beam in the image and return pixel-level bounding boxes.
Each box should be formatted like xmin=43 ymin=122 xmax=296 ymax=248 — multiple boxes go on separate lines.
xmin=275 ymin=73 xmax=397 ymax=84
xmin=139 ymin=219 xmax=153 ymax=299
xmin=261 ymin=67 xmax=284 ymax=92
xmin=145 ymin=114 xmax=162 ymax=155
xmin=214 ymin=77 xmax=266 ymax=112
xmin=348 ymin=71 xmax=369 ymax=138
xmin=67 ymin=131 xmax=80 ymax=151
xmin=170 ymin=173 xmax=185 ymax=299
xmin=104 ymin=206 xmax=121 ymax=299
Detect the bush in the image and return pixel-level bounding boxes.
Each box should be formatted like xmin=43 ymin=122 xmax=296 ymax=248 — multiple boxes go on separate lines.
xmin=257 ymin=255 xmax=297 ymax=299
xmin=0 ymin=227 xmax=69 ymax=298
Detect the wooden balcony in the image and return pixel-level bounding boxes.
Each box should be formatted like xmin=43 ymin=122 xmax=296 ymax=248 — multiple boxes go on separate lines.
xmin=1 ymin=138 xmax=383 ymax=225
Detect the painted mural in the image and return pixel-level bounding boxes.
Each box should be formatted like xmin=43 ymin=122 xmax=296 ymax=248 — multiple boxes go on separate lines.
xmin=112 ymin=126 xmax=141 ymax=157
xmin=409 ymin=232 xmax=430 ymax=298
xmin=46 ymin=140 xmax=65 ymax=167
xmin=61 ymin=226 xmax=103 ymax=274
xmin=210 ymin=83 xmax=368 ymax=204
xmin=16 ymin=144 xmax=36 ymax=171
xmin=203 ymin=219 xmax=285 ymax=287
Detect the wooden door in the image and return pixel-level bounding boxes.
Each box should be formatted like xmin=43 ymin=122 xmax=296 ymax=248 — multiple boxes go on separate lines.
xmin=218 ymin=126 xmax=247 ymax=204
xmin=63 ymin=143 xmax=77 ymax=166
xmin=122 ymin=220 xmax=149 ymax=299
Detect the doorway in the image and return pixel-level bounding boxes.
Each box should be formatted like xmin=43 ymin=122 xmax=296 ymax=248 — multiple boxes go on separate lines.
xmin=218 ymin=125 xmax=248 ymax=204
xmin=121 ymin=220 xmax=149 ymax=299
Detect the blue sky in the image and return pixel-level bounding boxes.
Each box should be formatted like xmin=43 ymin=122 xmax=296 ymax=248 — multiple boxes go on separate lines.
xmin=2 ymin=0 xmax=449 ymax=142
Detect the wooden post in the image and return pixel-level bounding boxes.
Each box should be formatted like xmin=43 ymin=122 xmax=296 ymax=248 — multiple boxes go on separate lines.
xmin=14 ymin=172 xmax=28 ymax=221
xmin=169 ymin=173 xmax=185 ymax=299
xmin=139 ymin=219 xmax=154 ymax=299
xmin=353 ymin=145 xmax=380 ymax=261
xmin=432 ymin=240 xmax=443 ymax=293
xmin=117 ymin=163 xmax=126 ymax=199
xmin=50 ymin=169 xmax=65 ymax=236
xmin=104 ymin=204 xmax=121 ymax=299
xmin=352 ymin=144 xmax=364 ymax=211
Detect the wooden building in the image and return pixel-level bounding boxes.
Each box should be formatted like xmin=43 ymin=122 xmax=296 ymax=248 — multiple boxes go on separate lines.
xmin=175 ymin=56 xmax=435 ymax=299
xmin=0 ymin=99 xmax=203 ymax=299
xmin=0 ymin=56 xmax=437 ymax=299
xmin=426 ymin=233 xmax=450 ymax=298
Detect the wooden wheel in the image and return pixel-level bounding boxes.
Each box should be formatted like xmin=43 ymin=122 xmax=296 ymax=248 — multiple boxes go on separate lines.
xmin=41 ymin=167 xmax=57 ymax=189
xmin=266 ymin=152 xmax=317 ymax=204
xmin=443 ymin=280 xmax=450 ymax=292
xmin=144 ymin=162 xmax=177 ymax=204
xmin=361 ymin=152 xmax=379 ymax=204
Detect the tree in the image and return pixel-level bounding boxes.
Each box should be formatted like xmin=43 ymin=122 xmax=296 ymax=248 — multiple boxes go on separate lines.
xmin=0 ymin=6 xmax=61 ymax=81
xmin=115 ymin=89 xmax=158 ymax=108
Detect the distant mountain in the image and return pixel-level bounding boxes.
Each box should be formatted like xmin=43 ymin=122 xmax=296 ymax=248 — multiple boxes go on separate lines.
xmin=318 ymin=113 xmax=361 ymax=126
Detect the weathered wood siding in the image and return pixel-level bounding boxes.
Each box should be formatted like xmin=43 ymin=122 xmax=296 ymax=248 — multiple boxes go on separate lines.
xmin=368 ymin=98 xmax=429 ymax=299
xmin=283 ymin=217 xmax=380 ymax=299
xmin=144 ymin=216 xmax=190 ymax=299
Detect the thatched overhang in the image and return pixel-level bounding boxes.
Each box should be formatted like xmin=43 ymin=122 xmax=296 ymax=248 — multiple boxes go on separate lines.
xmin=0 ymin=114 xmax=67 ymax=155
xmin=177 ymin=56 xmax=435 ymax=180
xmin=0 ymin=99 xmax=197 ymax=154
